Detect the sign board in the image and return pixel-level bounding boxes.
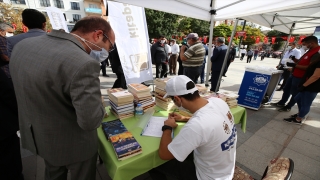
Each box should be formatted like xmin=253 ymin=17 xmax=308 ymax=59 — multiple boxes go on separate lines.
xmin=238 ymin=71 xmax=271 ymax=110
xmin=236 ymin=31 xmax=246 ymax=37
xmin=46 ymin=7 xmax=69 ymax=33
xmin=108 ymin=1 xmax=153 ymax=84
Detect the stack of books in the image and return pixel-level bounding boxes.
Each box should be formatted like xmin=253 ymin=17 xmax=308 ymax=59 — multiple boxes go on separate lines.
xmin=219 ymin=90 xmax=239 ymax=108
xmin=154 ymin=78 xmax=175 ymax=110
xmin=101 ymin=119 xmax=142 ymax=160
xmin=195 ymin=84 xmax=208 ymax=94
xmin=127 ymin=83 xmax=155 ymax=112
xmin=108 ymin=88 xmax=134 ymax=120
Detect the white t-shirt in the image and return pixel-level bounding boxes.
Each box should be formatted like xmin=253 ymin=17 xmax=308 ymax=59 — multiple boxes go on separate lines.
xmin=240 ymin=48 xmax=246 ymax=54
xmin=281 ymin=48 xmax=301 ymax=64
xmin=171 ymin=43 xmax=180 ymax=54
xmin=165 ymin=44 xmax=171 ymax=59
xmin=168 ymin=98 xmax=237 ymax=180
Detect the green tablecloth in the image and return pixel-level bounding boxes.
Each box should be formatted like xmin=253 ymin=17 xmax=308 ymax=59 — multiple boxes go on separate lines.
xmin=97 ymin=106 xmax=247 ymax=180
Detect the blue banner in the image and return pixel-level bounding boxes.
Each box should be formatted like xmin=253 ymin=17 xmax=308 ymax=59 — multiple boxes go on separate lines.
xmin=238 ymin=71 xmax=271 ymax=110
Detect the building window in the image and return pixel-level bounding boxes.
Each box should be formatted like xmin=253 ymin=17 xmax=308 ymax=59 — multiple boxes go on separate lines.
xmin=72 ymin=14 xmax=81 ymax=22
xmin=39 ymin=0 xmax=50 ymax=7
xmin=54 ymin=0 xmax=64 ymax=9
xmin=89 ymin=4 xmax=98 ymax=8
xmin=10 ymin=0 xmax=26 ymax=4
xmin=71 ymin=2 xmax=80 ymax=10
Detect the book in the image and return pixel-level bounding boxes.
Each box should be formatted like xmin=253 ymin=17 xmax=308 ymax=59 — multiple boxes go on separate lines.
xmin=101 ymin=119 xmax=142 ymax=160
xmin=110 ymin=108 xmax=134 ymax=120
xmin=154 ymin=78 xmax=171 ymax=90
xmin=128 ymin=83 xmax=150 ymax=93
xmin=107 ymin=88 xmax=124 ymax=96
xmin=109 ymin=91 xmax=134 ymax=104
xmin=109 ymin=101 xmax=134 ymax=110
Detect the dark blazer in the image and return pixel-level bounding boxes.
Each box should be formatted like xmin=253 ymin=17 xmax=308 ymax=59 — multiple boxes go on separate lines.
xmin=0 ymin=67 xmax=19 ymax=141
xmin=7 ymin=29 xmax=46 ymax=57
xmin=211 ymin=44 xmax=227 ymax=71
xmin=9 ymin=30 xmax=105 ymax=166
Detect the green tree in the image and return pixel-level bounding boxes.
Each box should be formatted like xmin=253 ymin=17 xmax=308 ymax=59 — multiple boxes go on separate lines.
xmin=212 ymin=24 xmax=232 ymax=37
xmin=238 ymin=25 xmax=265 ymax=48
xmin=189 ymin=19 xmax=210 ymax=36
xmin=266 ymin=30 xmax=288 ymax=51
xmin=177 ymin=17 xmax=191 ymax=35
xmin=145 ymin=8 xmax=180 ymax=40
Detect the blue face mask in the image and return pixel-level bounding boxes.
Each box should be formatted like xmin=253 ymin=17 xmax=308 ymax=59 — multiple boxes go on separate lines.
xmin=71 ymin=33 xmax=109 ymax=63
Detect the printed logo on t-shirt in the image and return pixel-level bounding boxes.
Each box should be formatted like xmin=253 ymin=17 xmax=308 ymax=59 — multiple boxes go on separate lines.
xmin=223 ymin=121 xmax=231 ymax=134
xmin=227 ymin=111 xmax=234 ymax=124
xmin=221 ymin=126 xmax=237 ymax=151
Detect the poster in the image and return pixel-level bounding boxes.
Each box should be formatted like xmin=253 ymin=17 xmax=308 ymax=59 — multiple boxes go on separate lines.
xmin=45 ymin=7 xmax=69 ymax=33
xmin=238 ymin=71 xmax=271 ymax=110
xmin=107 ymin=1 xmax=153 ymax=84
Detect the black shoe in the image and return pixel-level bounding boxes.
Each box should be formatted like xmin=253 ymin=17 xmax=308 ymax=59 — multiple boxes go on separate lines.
xmin=102 ymin=74 xmax=109 ymax=77
xmin=276 ymin=88 xmax=283 ymax=91
xmin=290 ymin=113 xmax=298 ymax=118
xmin=270 ymin=102 xmax=285 ymax=107
xmin=283 ymin=117 xmax=295 ymax=123
xmin=222 ymin=75 xmax=227 ymax=77
xmin=278 ymin=106 xmax=291 ymax=112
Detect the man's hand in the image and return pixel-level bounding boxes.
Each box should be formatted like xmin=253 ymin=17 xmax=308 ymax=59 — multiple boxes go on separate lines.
xmin=164 ymin=116 xmax=178 ymax=128
xmin=288 ymin=68 xmax=292 ymax=72
xmin=180 ymin=45 xmax=187 ymax=52
xmin=169 ymin=112 xmax=185 ymax=121
xmin=286 ymin=62 xmax=296 ymax=67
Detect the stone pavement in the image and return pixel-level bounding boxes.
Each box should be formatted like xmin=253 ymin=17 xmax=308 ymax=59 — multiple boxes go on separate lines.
xmin=20 ymin=56 xmax=320 ymax=180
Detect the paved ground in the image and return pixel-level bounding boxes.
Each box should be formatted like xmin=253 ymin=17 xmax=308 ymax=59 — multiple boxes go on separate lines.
xmin=21 ymin=56 xmax=320 ymax=180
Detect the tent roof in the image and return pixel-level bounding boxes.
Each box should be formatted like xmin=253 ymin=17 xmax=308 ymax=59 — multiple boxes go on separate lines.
xmin=109 ymin=0 xmax=320 ymax=34
xmin=242 ymin=4 xmax=320 ymax=34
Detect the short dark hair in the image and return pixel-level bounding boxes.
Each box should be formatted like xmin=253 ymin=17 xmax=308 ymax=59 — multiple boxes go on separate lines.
xmin=159 ymin=35 xmax=165 ymax=39
xmin=71 ymin=16 xmax=112 ymax=42
xmin=22 ymin=9 xmax=46 ymax=29
xmin=178 ymin=81 xmax=200 ymax=101
xmin=303 ymin=36 xmax=318 ymax=44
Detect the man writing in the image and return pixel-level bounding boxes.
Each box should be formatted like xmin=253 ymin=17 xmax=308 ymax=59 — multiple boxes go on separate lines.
xmin=10 ymin=16 xmax=112 ymax=179
xmin=149 ymin=75 xmax=237 ymax=180
xmin=180 ymin=33 xmax=206 ymax=82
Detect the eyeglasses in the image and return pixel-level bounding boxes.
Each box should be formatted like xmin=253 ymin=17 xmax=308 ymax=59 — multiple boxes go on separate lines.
xmin=102 ymin=33 xmax=115 ymax=52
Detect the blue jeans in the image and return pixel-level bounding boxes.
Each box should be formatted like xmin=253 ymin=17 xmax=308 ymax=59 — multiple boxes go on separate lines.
xmin=278 ymin=75 xmax=302 ymax=108
xmin=295 ymin=91 xmax=318 ymax=118
xmin=200 ymin=62 xmax=206 ymax=83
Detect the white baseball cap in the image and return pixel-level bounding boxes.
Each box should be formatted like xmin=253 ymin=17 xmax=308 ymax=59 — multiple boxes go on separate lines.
xmin=163 ymin=75 xmax=198 ymax=98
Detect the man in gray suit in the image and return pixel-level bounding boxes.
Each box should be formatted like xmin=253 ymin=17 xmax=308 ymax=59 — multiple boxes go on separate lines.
xmin=10 ymin=16 xmax=113 ymax=180
xmin=7 ymin=9 xmax=47 ymax=57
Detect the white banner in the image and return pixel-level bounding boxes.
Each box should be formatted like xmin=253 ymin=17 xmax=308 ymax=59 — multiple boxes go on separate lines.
xmin=46 ymin=7 xmax=69 ymax=33
xmin=107 ymin=1 xmax=153 ymax=84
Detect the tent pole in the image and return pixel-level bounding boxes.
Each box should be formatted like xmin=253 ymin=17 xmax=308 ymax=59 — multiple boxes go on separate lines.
xmin=277 ymin=23 xmax=295 ymax=66
xmin=205 ymin=0 xmax=217 ymax=87
xmin=237 ymin=20 xmax=246 ymax=57
xmin=215 ymin=18 xmax=239 ymax=92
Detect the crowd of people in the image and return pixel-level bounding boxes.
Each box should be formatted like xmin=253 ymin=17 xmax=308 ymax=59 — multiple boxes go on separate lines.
xmin=1 ymin=7 xmax=320 ymax=180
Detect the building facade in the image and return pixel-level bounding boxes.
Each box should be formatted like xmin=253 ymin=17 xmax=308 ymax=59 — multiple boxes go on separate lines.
xmin=2 ymin=0 xmax=102 ymax=31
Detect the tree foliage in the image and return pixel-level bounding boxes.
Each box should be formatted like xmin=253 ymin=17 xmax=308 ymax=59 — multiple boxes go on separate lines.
xmin=0 ymin=3 xmax=52 ymax=33
xmin=145 ymin=8 xmax=180 ymax=39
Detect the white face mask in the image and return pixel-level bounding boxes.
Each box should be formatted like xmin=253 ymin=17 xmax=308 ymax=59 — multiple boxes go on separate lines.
xmin=160 ymin=40 xmax=165 ymax=44
xmin=170 ymin=43 xmax=173 ymax=46
xmin=287 ymin=46 xmax=291 ymax=49
xmin=6 ymin=32 xmax=13 ymax=37
xmin=302 ymin=45 xmax=308 ymax=50
xmin=71 ymin=33 xmax=109 ymax=63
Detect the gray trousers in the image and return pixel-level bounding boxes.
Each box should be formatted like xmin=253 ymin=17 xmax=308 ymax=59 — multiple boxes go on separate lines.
xmin=44 ymin=153 xmax=97 ymax=180
xmin=183 ymin=66 xmax=202 ymax=83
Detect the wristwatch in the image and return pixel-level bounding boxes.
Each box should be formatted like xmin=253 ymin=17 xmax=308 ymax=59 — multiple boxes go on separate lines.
xmin=162 ymin=125 xmax=173 ymax=131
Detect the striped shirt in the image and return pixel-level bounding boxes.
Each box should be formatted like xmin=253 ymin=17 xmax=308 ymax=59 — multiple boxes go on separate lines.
xmin=183 ymin=42 xmax=205 ymax=67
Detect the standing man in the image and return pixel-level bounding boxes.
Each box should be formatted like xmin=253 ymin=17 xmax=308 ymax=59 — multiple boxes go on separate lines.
xmin=0 ymin=23 xmax=11 ymax=67
xmin=276 ymin=42 xmax=301 ymax=91
xmin=10 ymin=16 xmax=111 ymax=179
xmin=240 ymin=47 xmax=246 ymax=60
xmin=210 ymin=37 xmax=227 ymax=92
xmin=100 ymin=58 xmax=109 ymax=77
xmin=7 ymin=9 xmax=47 ymax=57
xmin=179 ymin=33 xmax=205 ymax=82
xmin=253 ymin=49 xmax=259 ymax=60
xmin=169 ymin=39 xmax=179 ymax=75
xmin=246 ymin=49 xmax=253 ymax=63
xmin=271 ymin=36 xmax=320 ymax=112
xmin=109 ymin=44 xmax=127 ymax=89
xmin=149 ymin=75 xmax=237 ymax=180
xmin=151 ymin=35 xmax=168 ymax=78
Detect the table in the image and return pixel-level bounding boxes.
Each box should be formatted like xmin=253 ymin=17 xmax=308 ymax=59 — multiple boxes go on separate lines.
xmin=98 ymin=106 xmax=247 ymax=180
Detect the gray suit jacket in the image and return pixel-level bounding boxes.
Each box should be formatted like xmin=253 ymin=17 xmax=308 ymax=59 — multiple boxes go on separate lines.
xmin=7 ymin=29 xmax=47 ymax=57
xmin=9 ymin=30 xmax=105 ymax=166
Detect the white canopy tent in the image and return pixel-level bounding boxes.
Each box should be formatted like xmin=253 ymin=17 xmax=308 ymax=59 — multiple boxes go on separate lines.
xmin=107 ymin=0 xmax=320 ymax=91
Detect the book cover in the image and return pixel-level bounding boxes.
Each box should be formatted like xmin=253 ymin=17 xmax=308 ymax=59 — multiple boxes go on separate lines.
xmin=107 ymin=88 xmax=124 ymax=96
xmin=110 ymin=131 xmax=142 ymax=160
xmin=101 ymin=119 xmax=127 ymax=140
